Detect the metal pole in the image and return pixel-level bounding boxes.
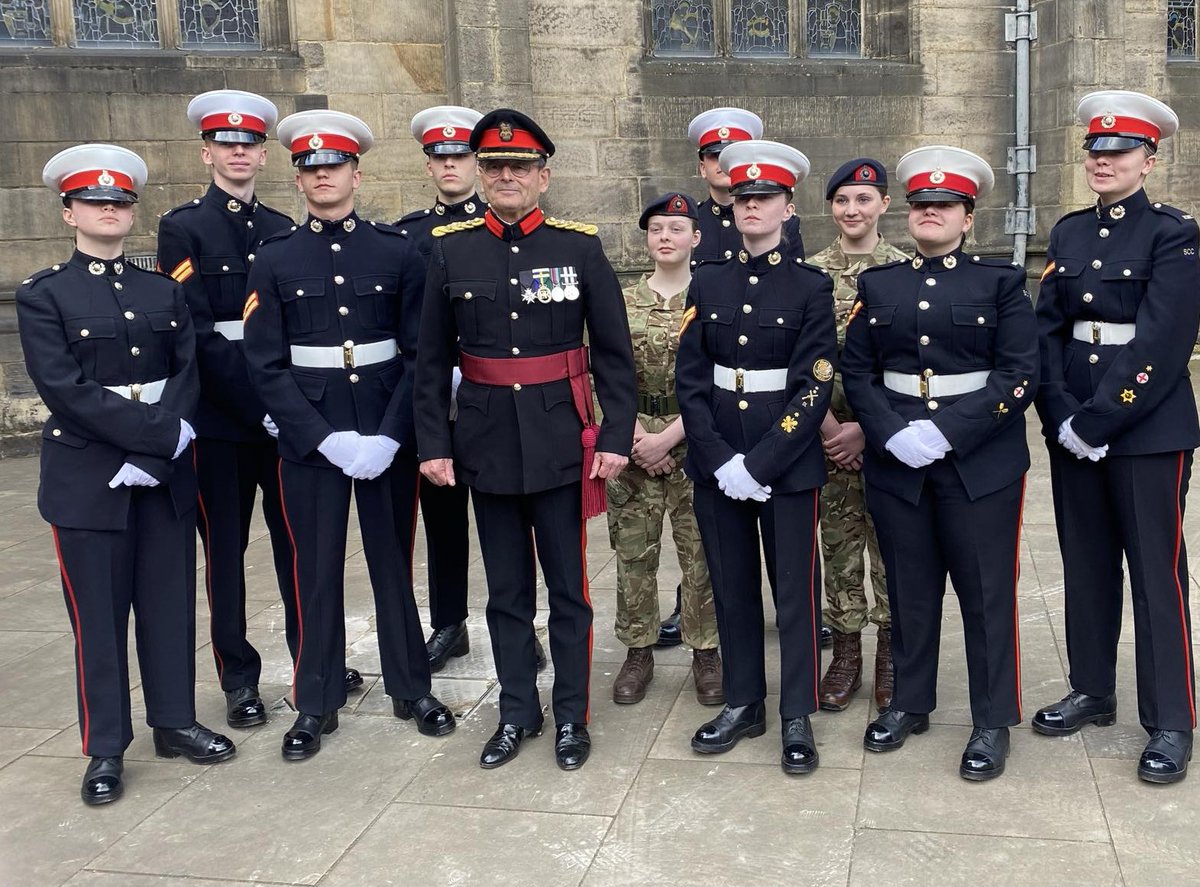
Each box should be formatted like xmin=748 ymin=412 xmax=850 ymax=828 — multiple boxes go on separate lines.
xmin=1005 ymin=2 xmax=1037 ymax=266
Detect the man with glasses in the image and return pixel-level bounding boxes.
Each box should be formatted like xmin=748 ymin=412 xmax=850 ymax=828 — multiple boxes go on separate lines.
xmin=415 ymin=109 xmax=636 ymax=771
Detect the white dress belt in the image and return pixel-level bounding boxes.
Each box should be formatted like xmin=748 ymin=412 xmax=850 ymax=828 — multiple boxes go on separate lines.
xmin=103 ymin=377 xmax=168 ymax=404
xmin=290 ymin=338 xmax=399 ymax=369
xmin=213 ymin=320 xmax=244 ymax=341
xmin=884 ymin=370 xmax=991 ymax=399
xmin=1072 ymin=320 xmax=1136 ymax=345
xmin=713 ymin=363 xmax=788 ymax=393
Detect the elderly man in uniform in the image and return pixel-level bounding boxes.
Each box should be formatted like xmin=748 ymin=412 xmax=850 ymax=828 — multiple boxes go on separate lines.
xmin=244 ymin=110 xmax=455 ymax=761
xmin=415 ymin=109 xmax=636 ymax=771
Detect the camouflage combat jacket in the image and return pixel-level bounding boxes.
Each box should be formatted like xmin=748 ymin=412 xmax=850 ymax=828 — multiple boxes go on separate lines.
xmin=624 ymin=274 xmax=688 ymax=438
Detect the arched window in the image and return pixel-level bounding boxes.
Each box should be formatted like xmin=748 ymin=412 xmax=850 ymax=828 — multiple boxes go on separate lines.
xmin=649 ymin=0 xmax=865 ymax=59
xmin=1168 ymin=0 xmax=1197 ymax=59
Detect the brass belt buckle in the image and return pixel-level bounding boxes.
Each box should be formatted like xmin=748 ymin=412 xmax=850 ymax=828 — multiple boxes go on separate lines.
xmin=1090 ymin=322 xmax=1102 ymax=345
xmin=130 ymin=383 xmax=142 ymax=402
xmin=919 ymin=377 xmax=929 ymax=399
xmin=343 ymin=341 xmax=356 ymax=369
xmin=735 ymin=368 xmax=745 ymax=393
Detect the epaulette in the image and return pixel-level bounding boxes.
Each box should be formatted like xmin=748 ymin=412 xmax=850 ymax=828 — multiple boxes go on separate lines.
xmin=18 ymin=264 xmax=69 ymax=289
xmin=859 ymin=258 xmax=909 ymax=278
xmin=259 ymin=225 xmax=302 ymax=247
xmin=398 ymin=207 xmax=432 ymax=224
xmin=1057 ymin=205 xmax=1096 ymax=223
xmin=1149 ymin=201 xmax=1197 ymax=225
xmin=968 ymin=254 xmax=1026 ymax=270
xmin=432 ymin=217 xmax=486 ymax=238
xmin=160 ymin=197 xmax=205 ymax=219
xmin=544 ymin=217 xmax=598 ymax=236
xmin=791 ymin=256 xmax=841 ymax=278
xmin=690 ymin=255 xmax=734 ymax=271
xmin=371 ymin=220 xmax=407 ymax=236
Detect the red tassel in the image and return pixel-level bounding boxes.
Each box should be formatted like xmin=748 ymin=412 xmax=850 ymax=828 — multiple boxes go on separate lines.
xmin=581 ymin=423 xmax=606 ymax=520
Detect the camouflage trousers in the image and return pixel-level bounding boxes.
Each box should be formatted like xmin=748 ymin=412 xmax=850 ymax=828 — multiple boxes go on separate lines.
xmin=606 ymin=463 xmax=718 ymax=650
xmin=820 ymin=463 xmax=889 ymax=633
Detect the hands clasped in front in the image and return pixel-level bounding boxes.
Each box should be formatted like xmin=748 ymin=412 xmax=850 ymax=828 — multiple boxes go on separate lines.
xmin=1058 ymin=416 xmax=1108 ymax=462
xmin=885 ymin=419 xmax=952 ymax=469
xmin=107 ymin=419 xmax=196 ymax=489
xmin=318 ymin=431 xmax=401 ymax=480
xmin=714 ymin=453 xmax=771 ymax=502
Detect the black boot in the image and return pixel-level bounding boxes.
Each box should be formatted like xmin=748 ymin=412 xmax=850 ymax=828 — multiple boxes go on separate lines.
xmin=691 ymin=702 xmax=766 ymax=754
xmin=781 ymin=716 xmax=819 ymax=775
xmin=281 ymin=711 xmax=339 ymax=761
xmin=81 ymin=755 xmax=124 ymax=806
xmin=152 ymin=723 xmax=237 ymax=764
xmin=426 ymin=621 xmax=470 ymax=673
xmin=960 ymin=726 xmax=1010 ymax=781
xmin=224 ymin=686 xmax=267 ymax=728
xmin=863 ymin=709 xmax=930 ymax=752
xmin=1031 ymin=690 xmax=1116 ymax=736
xmin=656 ymin=585 xmax=683 ymax=647
xmin=480 ymin=720 xmax=544 ymax=769
xmin=1138 ymin=729 xmax=1193 ymax=784
xmin=344 ymin=668 xmax=364 ymax=692
xmin=393 ymin=694 xmax=456 ymax=736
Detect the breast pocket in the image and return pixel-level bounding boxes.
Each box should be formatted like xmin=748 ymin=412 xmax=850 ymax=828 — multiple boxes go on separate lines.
xmin=758 ymin=307 xmax=802 ymax=363
xmin=64 ymin=315 xmax=117 ymax=376
xmin=950 ymin=303 xmax=997 ymax=364
xmin=353 ymin=274 xmax=399 ymax=331
xmin=198 ymin=255 xmax=248 ymax=316
xmin=1101 ymin=259 xmax=1151 ymax=317
xmin=449 ymin=281 xmax=497 ymax=345
xmin=701 ymin=303 xmax=737 ymax=357
xmin=278 ymin=278 xmax=329 ymax=335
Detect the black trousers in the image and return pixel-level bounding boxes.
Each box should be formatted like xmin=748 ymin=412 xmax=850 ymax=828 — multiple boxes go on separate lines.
xmin=692 ymin=484 xmax=822 ymax=719
xmin=418 ymin=478 xmax=470 ymax=630
xmin=195 ymin=436 xmax=297 ymax=691
xmin=1049 ymin=448 xmax=1196 ymax=731
xmin=277 ymin=453 xmax=430 ymax=716
xmin=472 ymin=484 xmax=591 ymax=727
xmin=867 ymin=462 xmax=1024 ymax=728
xmin=53 ymin=487 xmax=197 ymax=758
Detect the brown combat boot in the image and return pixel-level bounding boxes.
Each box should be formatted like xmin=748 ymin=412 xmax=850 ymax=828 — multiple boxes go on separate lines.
xmin=873 ymin=627 xmax=894 ymax=712
xmin=818 ymin=629 xmax=862 ymax=711
xmin=692 ymin=648 xmax=725 ymax=706
xmin=613 ymin=646 xmax=654 ymax=704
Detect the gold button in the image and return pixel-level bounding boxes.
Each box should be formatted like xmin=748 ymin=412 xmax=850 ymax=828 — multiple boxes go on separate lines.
xmin=130 ymin=346 xmax=140 ymax=356
xmin=334 ymin=275 xmax=344 ymax=284
xmin=738 ymin=400 xmax=748 ymax=410
xmin=339 ymin=306 xmax=349 ymax=316
xmin=510 ymin=312 xmax=519 ymax=320
xmin=927 ymin=400 xmax=939 ymax=410
xmin=80 ymin=329 xmax=90 ymax=337
xmin=124 ymin=311 xmax=134 ymax=320
xmin=511 ymin=246 xmax=520 ymax=253
xmin=222 ymin=265 xmax=230 ymax=272
xmin=923 ymin=368 xmax=934 ymax=378
xmin=296 ymin=289 xmax=304 ymax=296
xmin=349 ymin=373 xmax=359 ymax=383
xmin=749 ymin=276 xmax=759 ymax=285
xmin=1091 ymin=259 xmax=1102 ymax=269
xmin=918 ymin=300 xmax=930 ymax=310
xmin=925 ymin=279 xmax=936 ymax=287
xmin=977 ymin=316 xmax=986 ymax=325
xmin=724 ymin=250 xmax=733 ymax=258
xmin=464 ymin=292 xmax=473 ymax=300
xmin=512 ymin=347 xmax=520 ymax=355
xmin=1082 ymin=293 xmax=1093 ymax=303
xmin=344 ymin=340 xmax=354 ymax=348
xmin=1089 ymin=354 xmax=1099 ymax=364
xmin=743 ymin=304 xmax=752 ymax=313
xmin=738 ymin=335 xmax=748 ymax=345
xmin=920 ymin=335 xmax=930 ymax=345
xmin=513 ymin=383 xmax=522 ymax=391
xmin=331 ymin=244 xmax=341 ymax=252
xmin=52 ymin=428 xmax=61 ymax=437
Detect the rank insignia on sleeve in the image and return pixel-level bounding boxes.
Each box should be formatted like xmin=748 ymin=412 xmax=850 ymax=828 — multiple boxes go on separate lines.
xmin=520 ymin=266 xmax=580 ymax=302
xmin=678 ymin=305 xmax=697 ymax=337
xmin=243 ymin=290 xmax=260 ymax=322
xmin=993 ymin=402 xmax=1009 ymax=417
xmin=1040 ymin=260 xmax=1056 ymax=282
xmin=813 ymin=358 xmax=834 ymax=382
xmin=780 ymin=414 xmax=799 ymax=433
xmin=1120 ymin=388 xmax=1136 ymax=404
xmin=801 ymin=387 xmax=820 ymax=407
xmin=170 ymin=257 xmax=195 ymax=284
xmin=847 ymin=300 xmax=863 ymax=323
xmin=1136 ymin=371 xmax=1149 ymax=384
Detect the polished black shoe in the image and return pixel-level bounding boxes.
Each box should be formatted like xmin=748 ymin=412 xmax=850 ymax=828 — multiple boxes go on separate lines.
xmin=282 ymin=711 xmax=339 ymax=761
xmin=225 ymin=686 xmax=267 ymax=728
xmin=426 ymin=622 xmax=470 ymax=673
xmin=1031 ymin=690 xmax=1116 ymax=736
xmin=153 ymin=722 xmax=236 ymax=764
xmin=960 ymin=726 xmax=1010 ymax=781
xmin=535 ymin=635 xmax=548 ymax=672
xmin=656 ymin=584 xmax=684 ymax=647
xmin=863 ymin=709 xmax=930 ymax=752
xmin=691 ymin=702 xmax=767 ymax=754
xmin=781 ymin=716 xmax=819 ymax=775
xmin=81 ymin=755 xmax=124 ymax=806
xmin=345 ymin=668 xmax=364 ymax=692
xmin=1138 ymin=729 xmax=1193 ymax=784
xmin=393 ymin=693 xmax=456 ymax=737
xmin=820 ymin=625 xmax=834 ymax=648
xmin=480 ymin=720 xmax=543 ymax=769
xmin=555 ymin=723 xmax=591 ymax=771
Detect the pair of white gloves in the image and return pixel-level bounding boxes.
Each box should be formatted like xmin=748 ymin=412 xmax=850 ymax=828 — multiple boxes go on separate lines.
xmin=318 ymin=431 xmax=401 ymax=480
xmin=108 ymin=418 xmax=196 ymax=488
xmin=1057 ymin=415 xmax=1108 ymax=462
xmin=714 ymin=454 xmax=772 ymax=502
xmin=885 ymin=419 xmax=953 ymax=468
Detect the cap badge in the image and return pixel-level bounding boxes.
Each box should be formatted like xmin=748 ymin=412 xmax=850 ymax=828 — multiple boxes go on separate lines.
xmin=717 ymin=126 xmax=730 ymax=140
xmin=228 ymin=112 xmax=244 ymax=126
xmin=669 ymin=194 xmax=687 ymax=213
xmin=97 ymin=170 xmax=115 ymax=187
xmin=227 ymin=199 xmax=241 ymax=212
xmin=858 ymin=165 xmax=875 ymax=181
xmin=499 ymin=122 xmax=514 ymax=142
xmin=88 ymin=261 xmax=105 ymax=276
xmin=308 ymin=134 xmax=324 ymax=150
xmin=929 ymin=170 xmax=946 ymax=184
xmin=442 ymin=125 xmax=457 ymax=138
xmin=746 ymin=163 xmax=762 ymax=180
xmin=1101 ymin=114 xmax=1116 ymax=129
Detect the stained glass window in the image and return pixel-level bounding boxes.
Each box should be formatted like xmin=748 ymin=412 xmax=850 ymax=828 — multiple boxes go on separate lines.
xmin=180 ymin=0 xmax=259 ymax=48
xmin=651 ymin=0 xmax=716 ymax=56
xmin=73 ymin=0 xmax=159 ymax=46
xmin=732 ymin=0 xmax=788 ymax=57
xmin=0 ymin=0 xmax=51 ymax=43
xmin=807 ymin=0 xmax=861 ymax=57
xmin=1168 ymin=0 xmax=1197 ymax=59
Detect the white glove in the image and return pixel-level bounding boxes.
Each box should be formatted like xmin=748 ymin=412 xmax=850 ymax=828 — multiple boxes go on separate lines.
xmin=108 ymin=462 xmax=160 ymax=488
xmin=317 ymin=431 xmax=363 ymax=471
xmin=909 ymin=419 xmax=952 ymax=455
xmin=173 ymin=419 xmax=196 ymax=459
xmin=885 ymin=426 xmax=945 ymax=469
xmin=1058 ymin=416 xmax=1108 ymax=462
xmin=345 ymin=435 xmax=400 ymax=480
xmin=714 ymin=454 xmax=772 ymax=502
xmin=262 ymin=414 xmax=279 ymax=439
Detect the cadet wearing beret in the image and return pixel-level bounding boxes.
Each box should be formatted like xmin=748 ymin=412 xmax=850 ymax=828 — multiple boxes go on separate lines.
xmin=20 ymin=145 xmax=235 ymax=805
xmin=842 ymin=146 xmax=1038 ymax=780
xmin=415 ymin=109 xmax=637 ymax=771
xmin=675 ymin=140 xmax=837 ymax=775
xmin=1033 ymin=90 xmax=1199 ymax=784
xmin=243 ymin=110 xmax=455 ymax=760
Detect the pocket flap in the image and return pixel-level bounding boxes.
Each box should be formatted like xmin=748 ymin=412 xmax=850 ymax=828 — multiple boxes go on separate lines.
xmin=1101 ymin=259 xmax=1151 ymax=282
xmin=147 ymin=310 xmax=180 ymax=332
xmin=279 ymin=278 xmax=326 ymax=301
xmin=951 ymin=304 xmax=997 ymax=328
xmin=541 ymin=381 xmax=574 ymax=412
xmin=1049 ymin=258 xmax=1086 ymax=279
xmin=354 ymin=274 xmax=399 ymax=296
xmin=701 ymin=303 xmax=736 ymax=326
xmin=866 ymin=304 xmax=896 ymax=327
xmin=448 ymin=281 xmax=496 ymax=303
xmin=65 ymin=316 xmax=116 ymax=342
xmin=291 ymin=370 xmax=327 ymax=402
xmin=759 ymin=308 xmax=802 ymax=329
xmin=456 ymin=382 xmax=491 ymax=415
xmin=198 ymin=255 xmax=246 ymax=275
xmin=43 ymin=423 xmax=88 ymax=448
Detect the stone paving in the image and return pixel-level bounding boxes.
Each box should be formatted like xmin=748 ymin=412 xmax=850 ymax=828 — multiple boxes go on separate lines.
xmin=1 ymin=419 xmax=1199 ymax=886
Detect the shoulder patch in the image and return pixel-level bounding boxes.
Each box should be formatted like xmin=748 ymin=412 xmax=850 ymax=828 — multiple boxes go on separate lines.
xmin=544 ymin=217 xmax=598 ymax=236
xmin=432 ymin=217 xmax=486 ymax=238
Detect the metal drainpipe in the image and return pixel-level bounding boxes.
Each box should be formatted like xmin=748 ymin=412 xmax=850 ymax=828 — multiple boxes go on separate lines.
xmin=1005 ymin=1 xmax=1037 ymax=267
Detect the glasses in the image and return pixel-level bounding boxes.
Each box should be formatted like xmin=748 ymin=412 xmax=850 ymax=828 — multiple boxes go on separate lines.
xmin=479 ymin=159 xmax=540 ymax=179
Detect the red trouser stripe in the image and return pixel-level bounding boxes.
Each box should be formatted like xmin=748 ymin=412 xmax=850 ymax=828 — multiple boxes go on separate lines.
xmin=1172 ymin=453 xmax=1197 ymax=728
xmin=52 ymin=526 xmax=91 ymax=756
xmin=808 ymin=489 xmax=821 ymax=710
xmin=194 ymin=444 xmax=226 ymax=683
xmin=277 ymin=459 xmax=305 ymax=707
xmin=1011 ymin=475 xmax=1027 ymax=721
xmin=580 ymin=517 xmax=592 ymax=725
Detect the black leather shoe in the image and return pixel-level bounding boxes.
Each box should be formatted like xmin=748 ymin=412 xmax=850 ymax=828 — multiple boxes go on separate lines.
xmin=153 ymin=722 xmax=236 ymax=764
xmin=345 ymin=668 xmax=364 ymax=692
xmin=781 ymin=716 xmax=819 ymax=775
xmin=691 ymin=702 xmax=767 ymax=754
xmin=960 ymin=726 xmax=1010 ymax=781
xmin=535 ymin=636 xmax=548 ymax=672
xmin=1138 ymin=729 xmax=1193 ymax=784
xmin=426 ymin=622 xmax=470 ymax=673
xmin=657 ymin=585 xmax=684 ymax=647
xmin=863 ymin=709 xmax=930 ymax=752
xmin=820 ymin=625 xmax=834 ymax=648
xmin=393 ymin=693 xmax=456 ymax=736
xmin=282 ymin=711 xmax=339 ymax=761
xmin=81 ymin=755 xmax=123 ymax=806
xmin=1031 ymin=690 xmax=1116 ymax=736
xmin=555 ymin=723 xmax=591 ymax=771
xmin=225 ymin=686 xmax=267 ymax=728
xmin=480 ymin=720 xmax=543 ymax=769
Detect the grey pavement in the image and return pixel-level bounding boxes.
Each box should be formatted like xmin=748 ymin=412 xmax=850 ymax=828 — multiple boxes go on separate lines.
xmin=1 ymin=417 xmax=1199 ymax=886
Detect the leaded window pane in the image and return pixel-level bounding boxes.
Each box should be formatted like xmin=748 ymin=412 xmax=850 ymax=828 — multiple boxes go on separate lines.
xmin=1168 ymin=0 xmax=1196 ymax=59
xmin=180 ymin=0 xmax=260 ymax=48
xmin=807 ymin=0 xmax=861 ymax=57
xmin=0 ymin=0 xmax=52 ymax=44
xmin=73 ymin=0 xmax=159 ymax=46
xmin=732 ymin=0 xmax=788 ymax=57
xmin=651 ymin=0 xmax=715 ymax=56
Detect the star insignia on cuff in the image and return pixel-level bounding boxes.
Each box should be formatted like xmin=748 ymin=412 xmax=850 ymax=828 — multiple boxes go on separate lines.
xmin=1120 ymin=388 xmax=1136 ymax=404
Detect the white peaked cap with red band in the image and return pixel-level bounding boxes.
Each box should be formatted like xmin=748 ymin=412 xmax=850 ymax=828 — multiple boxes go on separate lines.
xmin=687 ymin=107 xmax=764 ymax=154
xmin=1076 ymin=90 xmax=1178 ymax=152
xmin=277 ymin=110 xmax=375 ymax=167
xmin=718 ymin=139 xmax=810 ymax=195
xmin=896 ymin=145 xmax=994 ymax=203
xmin=43 ymin=143 xmax=147 ymax=204
xmin=410 ymin=105 xmax=483 ymax=155
xmin=187 ymin=89 xmax=278 ymax=143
